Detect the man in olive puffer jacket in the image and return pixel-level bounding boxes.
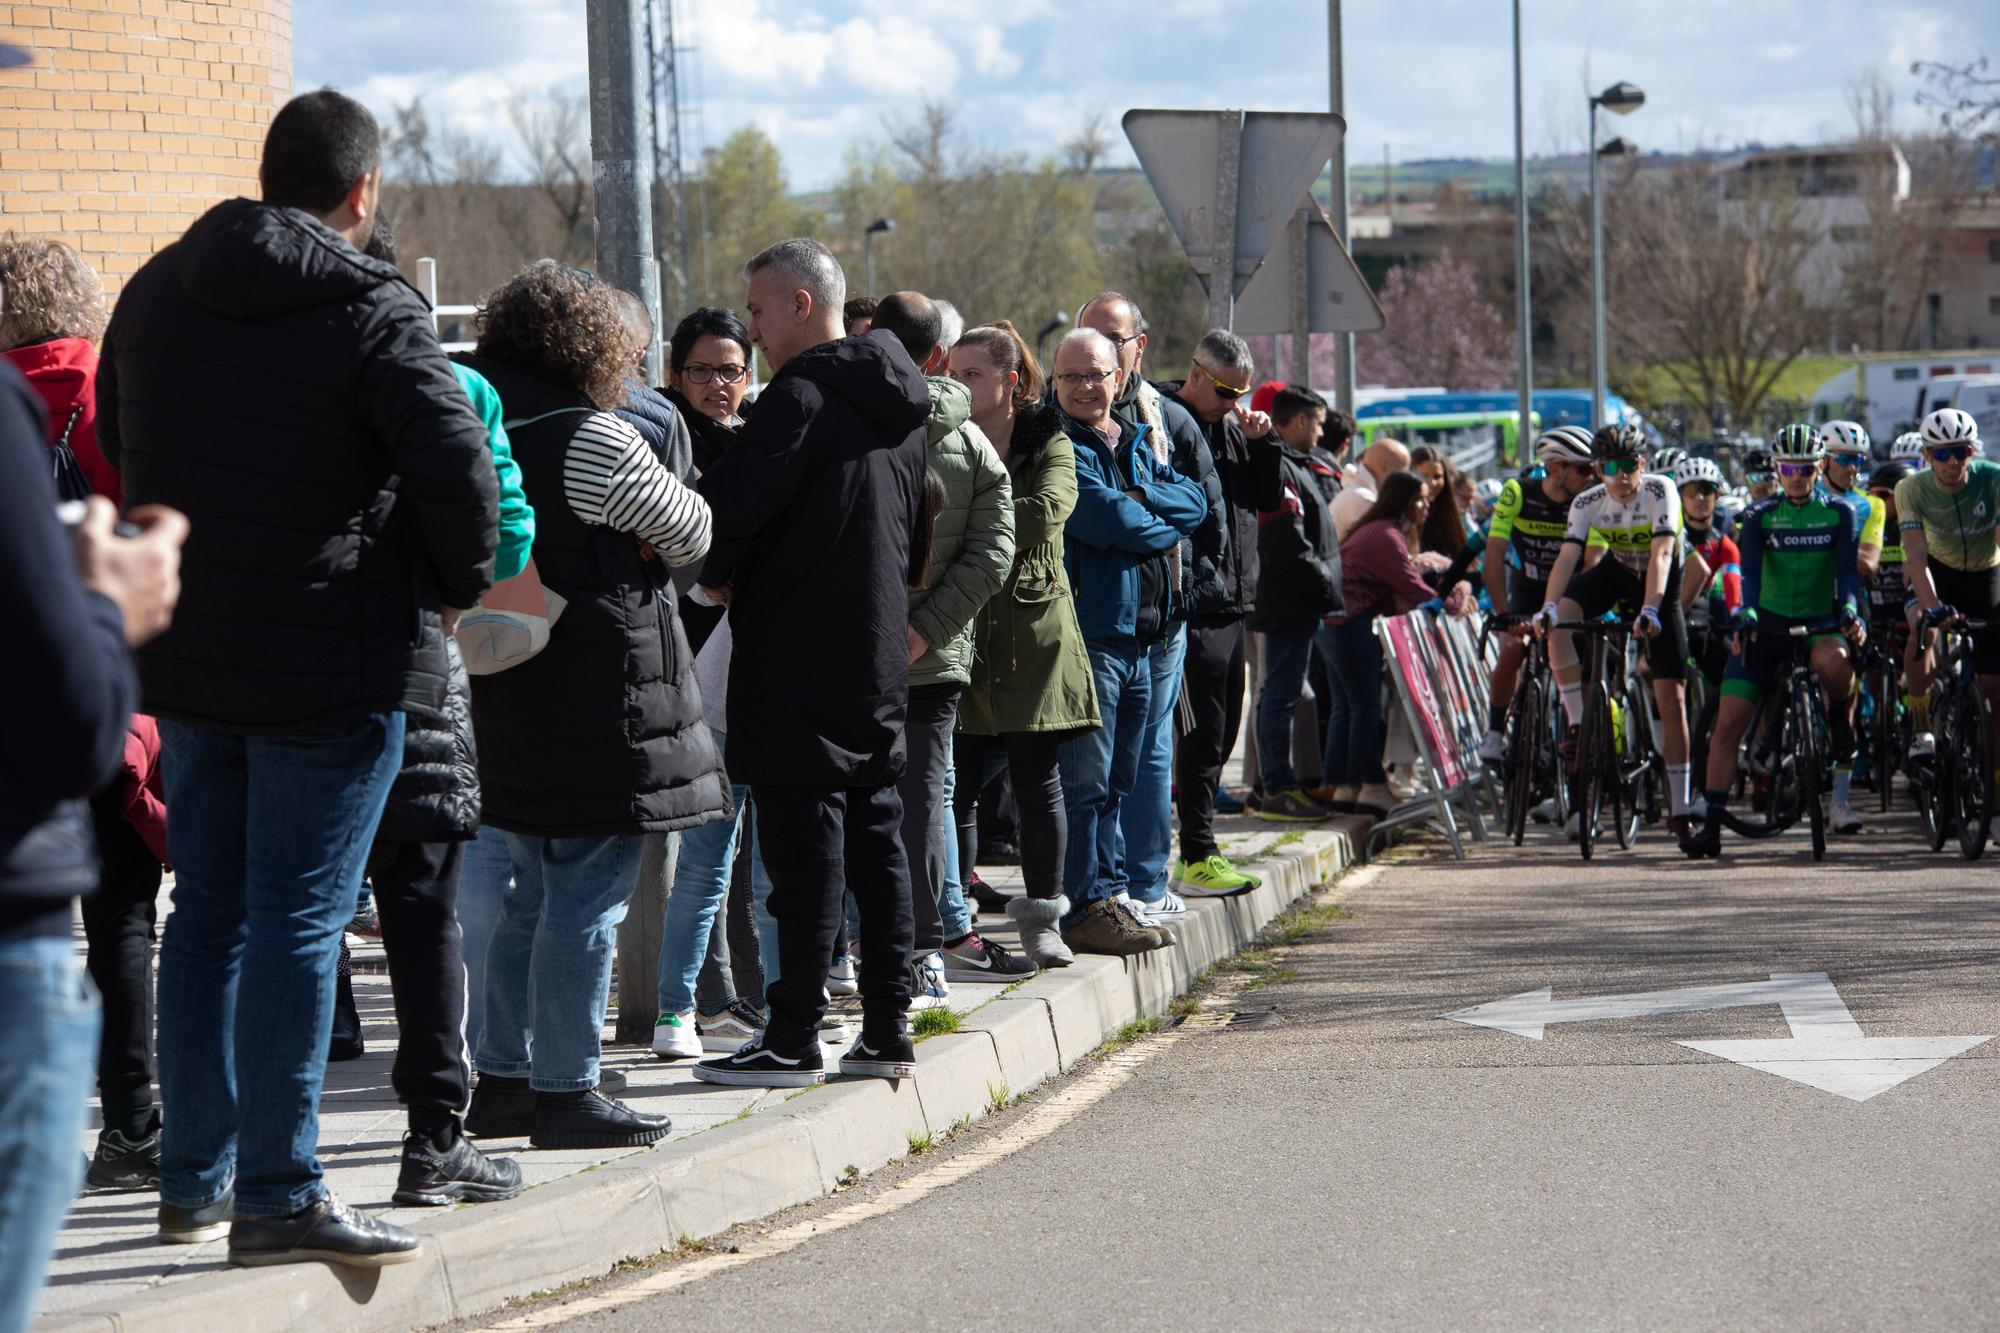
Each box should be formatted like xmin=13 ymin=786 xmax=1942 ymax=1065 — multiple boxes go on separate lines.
xmin=869 ymin=293 xmax=1023 ymax=995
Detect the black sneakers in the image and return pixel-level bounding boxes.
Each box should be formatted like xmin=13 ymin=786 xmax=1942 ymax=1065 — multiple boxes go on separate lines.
xmin=691 ymin=1032 xmax=827 ymax=1088
xmin=465 ymin=1073 xmax=536 ymax=1139
xmin=940 ymin=931 xmax=1039 ymax=983
xmin=88 ymin=1125 xmax=161 ymax=1192
xmin=530 ymin=1090 xmax=671 ymax=1150
xmin=839 ymin=1030 xmax=917 ymax=1080
xmin=158 ymin=1191 xmax=233 ymax=1245
xmin=393 ymin=1129 xmax=525 ymax=1206
xmin=228 ymin=1193 xmax=422 ymax=1268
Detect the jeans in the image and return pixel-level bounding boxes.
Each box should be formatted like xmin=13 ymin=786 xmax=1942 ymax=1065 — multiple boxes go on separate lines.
xmin=83 ymin=788 xmax=161 ymax=1140
xmin=1257 ymin=622 xmax=1318 ymax=792
xmin=457 ymin=824 xmax=513 ymax=1061
xmin=1176 ymin=618 xmax=1246 ymax=862
xmin=936 ymin=758 xmax=973 ymax=941
xmin=460 ymin=832 xmax=644 ymax=1092
xmin=1058 ymin=638 xmax=1151 ymax=928
xmin=694 ymin=828 xmax=763 ymax=1015
xmin=753 ymin=781 xmax=912 ymax=1048
xmin=156 ymin=713 xmax=403 ymax=1217
xmin=1122 ymin=624 xmax=1186 ymax=904
xmin=0 ymin=935 xmax=98 ymax=1333
xmin=364 ymin=837 xmax=470 ymax=1126
xmin=1318 ymin=615 xmax=1388 ymax=786
xmin=659 ymin=727 xmax=750 ymax=1017
xmin=901 ymin=683 xmax=962 ymax=954
xmin=954 ymin=730 xmax=1066 ymax=902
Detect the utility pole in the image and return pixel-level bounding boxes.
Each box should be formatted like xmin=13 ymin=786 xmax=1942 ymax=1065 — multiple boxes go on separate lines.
xmin=646 ymin=0 xmax=692 ymax=320
xmin=1327 ymin=0 xmax=1354 ymax=412
xmin=1512 ymin=0 xmax=1533 ymax=447
xmin=586 ymin=0 xmax=663 ymax=382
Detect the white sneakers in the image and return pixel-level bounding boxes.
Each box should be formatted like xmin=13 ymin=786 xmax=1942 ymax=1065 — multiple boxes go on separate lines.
xmin=651 ymin=1011 xmax=701 ymax=1060
xmin=1830 ymin=797 xmax=1863 ymax=836
xmin=827 ymin=951 xmax=860 ymax=997
xmin=1478 ymin=728 xmax=1506 ymax=763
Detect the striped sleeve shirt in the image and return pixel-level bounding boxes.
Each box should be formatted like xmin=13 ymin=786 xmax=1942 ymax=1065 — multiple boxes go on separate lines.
xmin=562 ymin=411 xmax=712 ymax=568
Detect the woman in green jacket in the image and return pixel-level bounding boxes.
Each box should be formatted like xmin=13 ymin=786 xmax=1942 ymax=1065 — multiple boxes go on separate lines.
xmin=947 ymin=322 xmax=1100 ymax=969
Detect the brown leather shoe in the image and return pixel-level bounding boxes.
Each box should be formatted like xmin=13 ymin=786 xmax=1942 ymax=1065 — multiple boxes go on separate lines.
xmin=1060 ymin=900 xmax=1166 ymax=956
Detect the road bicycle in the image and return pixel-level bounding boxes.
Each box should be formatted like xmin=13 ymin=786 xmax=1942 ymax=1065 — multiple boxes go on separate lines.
xmin=1908 ymin=614 xmax=1995 ymax=861
xmin=1857 ymin=617 xmax=1908 ymax=813
xmin=1705 ymin=625 xmax=1837 ymax=860
xmin=1484 ymin=613 xmax=1566 ymax=845
xmin=1552 ymin=618 xmax=1659 ymax=861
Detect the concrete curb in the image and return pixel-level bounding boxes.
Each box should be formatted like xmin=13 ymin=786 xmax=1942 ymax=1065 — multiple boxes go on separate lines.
xmin=38 ymin=820 xmax=1360 ymax=1332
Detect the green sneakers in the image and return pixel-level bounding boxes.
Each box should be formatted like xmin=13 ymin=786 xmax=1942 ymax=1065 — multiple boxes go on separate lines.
xmin=1176 ymin=854 xmax=1262 ymax=895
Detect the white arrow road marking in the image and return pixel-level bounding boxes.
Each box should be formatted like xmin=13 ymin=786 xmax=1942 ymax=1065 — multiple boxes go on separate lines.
xmin=1444 ymin=972 xmax=1992 ymax=1102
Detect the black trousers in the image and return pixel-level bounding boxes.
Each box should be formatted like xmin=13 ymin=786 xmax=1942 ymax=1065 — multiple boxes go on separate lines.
xmin=83 ymin=790 xmax=161 ymax=1140
xmin=900 ymin=684 xmax=962 ymax=955
xmin=1175 ymin=618 xmax=1247 ymax=862
xmin=953 ymin=730 xmax=1066 ymax=901
xmin=365 ymin=837 xmax=470 ymax=1128
xmin=754 ymin=781 xmax=912 ymax=1050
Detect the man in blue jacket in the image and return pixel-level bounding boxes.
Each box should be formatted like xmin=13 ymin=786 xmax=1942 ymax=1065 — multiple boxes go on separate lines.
xmin=1050 ymin=329 xmax=1208 ymax=955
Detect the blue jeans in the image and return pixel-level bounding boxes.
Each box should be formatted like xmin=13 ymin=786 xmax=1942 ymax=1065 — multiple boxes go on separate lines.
xmin=155 ymin=713 xmax=403 ymax=1217
xmin=1317 ymin=615 xmax=1387 ymax=786
xmin=936 ymin=758 xmax=972 ymax=941
xmin=1121 ymin=624 xmax=1186 ymax=904
xmin=658 ymin=727 xmax=749 ymax=1017
xmin=459 ymin=831 xmax=644 ymax=1092
xmin=457 ymin=824 xmax=513 ymax=1060
xmin=1058 ymin=638 xmax=1151 ymax=929
xmin=0 ymin=935 xmax=98 ymax=1333
xmin=1257 ymin=623 xmax=1317 ymax=791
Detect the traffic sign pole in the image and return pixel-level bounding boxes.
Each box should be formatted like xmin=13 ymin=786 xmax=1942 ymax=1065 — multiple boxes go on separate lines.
xmin=1209 ymin=111 xmax=1241 ymax=332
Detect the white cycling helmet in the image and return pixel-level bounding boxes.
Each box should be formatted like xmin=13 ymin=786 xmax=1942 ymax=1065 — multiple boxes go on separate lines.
xmin=1770 ymin=422 xmax=1823 ymax=460
xmin=1716 ymin=491 xmax=1748 ymax=523
xmin=1535 ymin=425 xmax=1595 ymax=465
xmin=1891 ymin=431 xmax=1927 ymax=461
xmin=1675 ymin=456 xmax=1725 ymax=490
xmin=1820 ymin=419 xmax=1871 ymax=457
xmin=1475 ymin=476 xmax=1504 ymax=507
xmin=1921 ymin=407 xmax=1980 ymax=450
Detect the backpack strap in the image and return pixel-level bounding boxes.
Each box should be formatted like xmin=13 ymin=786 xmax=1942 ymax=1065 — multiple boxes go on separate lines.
xmin=56 ymin=404 xmax=84 ymax=448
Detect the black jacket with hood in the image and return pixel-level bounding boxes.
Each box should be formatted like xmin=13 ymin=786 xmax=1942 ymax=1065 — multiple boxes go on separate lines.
xmin=98 ymin=199 xmax=498 ymax=734
xmin=1248 ymin=445 xmax=1345 ymax=630
xmin=697 ymin=330 xmax=930 ymax=788
xmin=1159 ymin=380 xmax=1285 ymax=621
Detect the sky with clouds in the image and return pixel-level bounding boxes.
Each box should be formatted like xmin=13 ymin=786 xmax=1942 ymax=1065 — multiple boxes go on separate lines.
xmin=298 ymin=0 xmax=1998 ymax=191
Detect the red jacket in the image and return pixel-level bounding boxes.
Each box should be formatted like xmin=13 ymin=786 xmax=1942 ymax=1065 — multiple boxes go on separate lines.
xmin=4 ymin=337 xmax=117 ymax=505
xmin=117 ymin=714 xmax=170 ymax=868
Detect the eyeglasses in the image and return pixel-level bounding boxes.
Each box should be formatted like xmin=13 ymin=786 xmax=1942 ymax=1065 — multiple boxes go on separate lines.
xmin=1928 ymin=445 xmax=1973 ymax=463
xmin=1597 ymin=459 xmax=1640 ymax=476
xmin=682 ymin=363 xmax=747 ymax=386
xmin=1101 ymin=332 xmax=1140 ymax=351
xmin=1195 ymin=361 xmax=1251 ymax=402
xmin=1776 ymin=461 xmax=1819 ymax=479
xmin=1055 ymin=369 xmax=1116 ymax=388
xmin=1828 ymin=452 xmax=1868 ymax=468
xmin=1746 ymin=471 xmax=1773 ymax=483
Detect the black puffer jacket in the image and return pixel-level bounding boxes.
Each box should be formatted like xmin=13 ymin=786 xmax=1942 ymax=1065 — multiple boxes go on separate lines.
xmin=1248 ymin=446 xmax=1345 ymax=630
xmin=697 ymin=331 xmax=929 ymax=788
xmin=1159 ymin=380 xmax=1285 ymax=621
xmin=98 ymin=199 xmax=498 ymax=734
xmin=372 ymin=636 xmax=479 ymax=844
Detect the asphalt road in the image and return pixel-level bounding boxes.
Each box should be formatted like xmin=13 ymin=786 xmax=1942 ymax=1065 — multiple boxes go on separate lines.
xmin=543 ymin=811 xmax=2000 ymax=1331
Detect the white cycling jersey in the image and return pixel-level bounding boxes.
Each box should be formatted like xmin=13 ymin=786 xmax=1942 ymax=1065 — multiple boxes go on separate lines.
xmin=1563 ymin=473 xmax=1683 ymax=575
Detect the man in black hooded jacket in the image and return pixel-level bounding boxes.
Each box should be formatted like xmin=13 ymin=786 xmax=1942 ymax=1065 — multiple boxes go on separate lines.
xmin=690 ymin=238 xmax=931 ymax=1090
xmin=98 ymin=89 xmax=497 ymax=1269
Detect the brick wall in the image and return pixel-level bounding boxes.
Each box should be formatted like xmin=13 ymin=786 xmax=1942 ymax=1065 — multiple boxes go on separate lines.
xmin=0 ymin=0 xmax=292 ymax=290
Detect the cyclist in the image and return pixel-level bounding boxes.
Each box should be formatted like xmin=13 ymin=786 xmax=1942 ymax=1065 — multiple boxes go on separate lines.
xmin=1677 ymin=456 xmax=1742 ymax=689
xmin=1535 ymin=424 xmax=1696 ymax=835
xmin=1820 ymin=421 xmax=1884 ymax=580
xmin=1860 ymin=459 xmax=1919 ymax=789
xmin=1743 ymin=446 xmax=1778 ymax=504
xmin=1890 ymin=431 xmax=1927 ymax=465
xmin=1896 ymin=409 xmax=2000 ymax=837
xmin=1478 ymin=425 xmax=1598 ymax=762
xmin=1682 ymin=424 xmax=1866 ymax=857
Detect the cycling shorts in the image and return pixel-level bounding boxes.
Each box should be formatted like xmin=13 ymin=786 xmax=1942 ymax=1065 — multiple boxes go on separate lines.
xmin=1722 ymin=613 xmax=1847 ymax=702
xmin=1506 ymin=572 xmax=1548 ymax=618
xmin=1563 ymin=552 xmax=1687 ymax=682
xmin=1928 ymin=560 xmax=2000 ymax=674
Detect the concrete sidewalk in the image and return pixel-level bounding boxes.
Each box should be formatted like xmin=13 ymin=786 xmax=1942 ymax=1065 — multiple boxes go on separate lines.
xmin=36 ymin=817 xmax=1362 ymax=1332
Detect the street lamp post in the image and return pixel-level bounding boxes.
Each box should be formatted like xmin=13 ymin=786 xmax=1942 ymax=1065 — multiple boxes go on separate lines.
xmin=1512 ymin=0 xmax=1532 ymax=445
xmin=1588 ymin=80 xmax=1644 ymax=429
xmin=863 ymin=217 xmax=895 ymax=297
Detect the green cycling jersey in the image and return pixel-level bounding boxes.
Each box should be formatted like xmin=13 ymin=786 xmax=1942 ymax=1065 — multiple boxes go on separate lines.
xmin=1895 ymin=459 xmax=2000 ymax=572
xmin=1735 ymin=486 xmax=1863 ymax=624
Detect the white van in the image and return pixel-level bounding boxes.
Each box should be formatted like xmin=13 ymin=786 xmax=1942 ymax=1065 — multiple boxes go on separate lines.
xmin=1810 ymin=352 xmax=2000 ymax=442
xmin=1952 ymin=377 xmax=2000 ymax=444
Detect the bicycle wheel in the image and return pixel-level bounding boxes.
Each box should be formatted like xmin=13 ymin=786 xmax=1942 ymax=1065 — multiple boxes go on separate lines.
xmin=1922 ymin=687 xmax=1953 ymax=852
xmin=1871 ymin=658 xmax=1898 ymax=813
xmin=1603 ymin=683 xmax=1634 ymax=852
xmin=1762 ymin=693 xmax=1797 ymax=834
xmin=1689 ymin=685 xmax=1718 ymax=805
xmin=1577 ymin=684 xmax=1608 ymax=862
xmin=1952 ymin=683 xmax=1993 ymax=861
xmin=1797 ymin=683 xmax=1826 ymax=862
xmin=1627 ymin=675 xmax=1662 ymax=828
xmin=1503 ymin=676 xmax=1538 ymax=845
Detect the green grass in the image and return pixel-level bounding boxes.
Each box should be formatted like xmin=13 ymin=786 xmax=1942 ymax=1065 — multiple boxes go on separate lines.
xmin=1230 ymin=947 xmax=1300 ymax=991
xmin=1616 ymin=356 xmax=1851 ymax=417
xmin=1089 ymin=1016 xmax=1160 ymax=1060
xmin=911 ymin=1006 xmax=962 ymax=1039
xmin=906 ymin=1130 xmax=935 ymax=1154
xmin=675 ymin=1233 xmax=710 ymax=1255
xmin=986 ymin=1080 xmax=1012 ymax=1113
xmin=839 ymin=1164 xmax=860 ymax=1187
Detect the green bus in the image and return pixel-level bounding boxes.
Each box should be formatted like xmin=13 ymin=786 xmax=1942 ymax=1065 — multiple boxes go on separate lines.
xmin=1355 ymin=409 xmax=1540 ymax=474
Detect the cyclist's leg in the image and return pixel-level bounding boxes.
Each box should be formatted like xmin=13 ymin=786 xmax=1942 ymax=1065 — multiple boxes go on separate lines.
xmin=1812 ymin=633 xmax=1862 ymax=826
xmin=1643 ymin=581 xmax=1693 ymax=819
xmin=1551 ymin=560 xmax=1621 ymax=729
xmin=1485 ymin=577 xmax=1543 ymax=755
xmin=1692 ymin=625 xmax=1784 ymax=845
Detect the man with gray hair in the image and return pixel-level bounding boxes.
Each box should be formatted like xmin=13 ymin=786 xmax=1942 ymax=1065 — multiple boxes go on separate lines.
xmin=1164 ymin=329 xmax=1297 ymax=846
xmin=691 ymin=238 xmax=933 ymax=1088
xmin=933 ymin=299 xmax=964 ymax=354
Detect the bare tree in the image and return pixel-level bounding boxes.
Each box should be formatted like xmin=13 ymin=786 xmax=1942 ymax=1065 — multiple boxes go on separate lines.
xmin=1835 ymin=75 xmax=1967 ymax=351
xmin=509 ymin=88 xmax=594 ymax=263
xmin=1916 ymin=55 xmax=2000 ymax=145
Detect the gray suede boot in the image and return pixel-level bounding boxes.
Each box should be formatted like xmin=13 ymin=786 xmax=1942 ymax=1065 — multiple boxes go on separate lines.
xmin=1008 ymin=895 xmax=1073 ymax=968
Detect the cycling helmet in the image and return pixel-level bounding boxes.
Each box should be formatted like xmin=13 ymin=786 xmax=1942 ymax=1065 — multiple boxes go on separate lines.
xmin=1770 ymin=422 xmax=1823 ymax=459
xmin=1742 ymin=446 xmax=1774 ymax=476
xmin=1475 ymin=476 xmax=1505 ymax=508
xmin=1867 ymin=460 xmax=1915 ymax=493
xmin=1716 ymin=491 xmax=1748 ymax=523
xmin=1921 ymin=407 xmax=1979 ymax=449
xmin=1891 ymin=431 xmax=1926 ymax=461
xmin=1652 ymin=446 xmax=1688 ymax=476
xmin=1675 ymin=456 xmax=1725 ymax=490
xmin=1820 ymin=419 xmax=1871 ymax=457
xmin=1535 ymin=425 xmax=1595 ymax=465
xmin=1591 ymin=423 xmax=1646 ymax=462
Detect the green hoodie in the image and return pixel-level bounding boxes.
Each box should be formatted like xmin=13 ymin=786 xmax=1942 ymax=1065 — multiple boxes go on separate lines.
xmin=451 ymin=362 xmax=536 ymax=582
xmin=909 ymin=375 xmax=1015 ymax=687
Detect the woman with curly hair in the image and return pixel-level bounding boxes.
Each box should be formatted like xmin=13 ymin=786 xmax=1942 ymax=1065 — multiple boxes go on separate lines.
xmin=454 ymin=260 xmax=730 ymax=1151
xmin=0 ymin=234 xmax=115 ymax=502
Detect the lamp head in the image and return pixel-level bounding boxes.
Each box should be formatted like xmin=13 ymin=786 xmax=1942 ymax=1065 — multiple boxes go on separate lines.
xmin=1594 ymin=81 xmax=1645 ymax=115
xmin=866 ymin=217 xmax=897 ymax=236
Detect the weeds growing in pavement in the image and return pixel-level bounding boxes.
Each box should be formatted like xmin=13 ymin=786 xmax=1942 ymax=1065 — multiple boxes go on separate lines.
xmin=1231 ymin=948 xmax=1299 ymax=990
xmin=912 ymin=1006 xmax=962 ymax=1039
xmin=839 ymin=1164 xmax=860 ymax=1186
xmin=675 ymin=1233 xmax=710 ymax=1255
xmin=1090 ymin=1016 xmax=1160 ymax=1060
xmin=987 ymin=1080 xmax=1012 ymax=1113
xmin=907 ymin=1130 xmax=935 ymax=1154
xmin=951 ymin=1113 xmax=973 ymax=1135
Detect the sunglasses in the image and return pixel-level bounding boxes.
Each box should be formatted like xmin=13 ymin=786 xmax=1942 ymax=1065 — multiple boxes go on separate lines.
xmin=1746 ymin=471 xmax=1773 ymax=483
xmin=1195 ymin=361 xmax=1251 ymax=402
xmin=1776 ymin=461 xmax=1819 ymax=479
xmin=1928 ymin=445 xmax=1973 ymax=463
xmin=1828 ymin=452 xmax=1868 ymax=469
xmin=1597 ymin=459 xmax=1641 ymax=476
